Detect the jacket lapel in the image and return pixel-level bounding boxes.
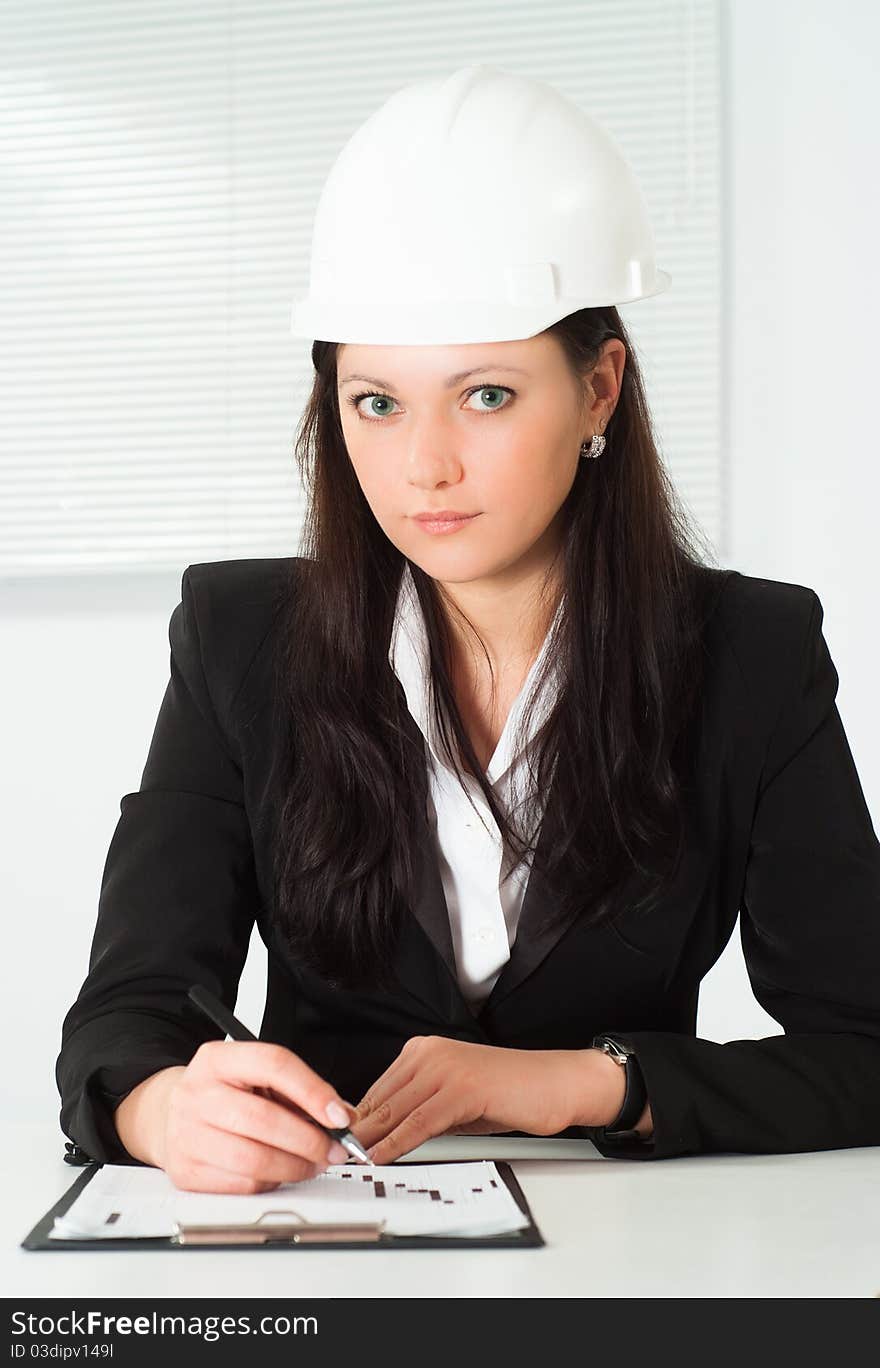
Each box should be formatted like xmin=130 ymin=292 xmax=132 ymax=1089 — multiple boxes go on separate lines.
xmin=406 ymin=787 xmax=582 ymax=1025
xmin=476 ymin=804 xmax=581 ymax=1015
xmin=476 ymin=738 xmax=575 ymax=1014
xmin=409 ymin=818 xmax=457 ymax=981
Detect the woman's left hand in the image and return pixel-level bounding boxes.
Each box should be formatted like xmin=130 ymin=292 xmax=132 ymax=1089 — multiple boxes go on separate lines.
xmin=351 ymin=1037 xmax=609 ymax=1164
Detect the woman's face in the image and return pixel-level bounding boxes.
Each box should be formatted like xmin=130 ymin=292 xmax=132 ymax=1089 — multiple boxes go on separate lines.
xmin=336 ymin=332 xmax=591 ymax=587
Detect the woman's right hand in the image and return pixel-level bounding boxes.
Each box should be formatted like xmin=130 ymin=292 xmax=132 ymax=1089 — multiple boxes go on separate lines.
xmin=133 ymin=1040 xmax=357 ymax=1193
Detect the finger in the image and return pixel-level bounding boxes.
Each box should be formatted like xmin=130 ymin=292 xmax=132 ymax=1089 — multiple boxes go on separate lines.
xmin=252 ymin=1085 xmax=350 ymax=1163
xmin=198 ymin=1040 xmax=355 ymax=1132
xmin=171 ymin=1155 xmax=325 ymax=1195
xmin=352 ymin=1071 xmax=436 ymax=1151
xmin=206 ymin=1082 xmax=340 ymax=1168
xmin=359 ymin=1081 xmax=458 ymax=1163
xmin=354 ymin=1056 xmax=419 ymax=1124
xmin=196 ymin=1119 xmax=329 ymax=1187
xmin=257 ymin=1084 xmax=316 ymax=1126
xmin=353 ymin=1037 xmax=434 ymax=1118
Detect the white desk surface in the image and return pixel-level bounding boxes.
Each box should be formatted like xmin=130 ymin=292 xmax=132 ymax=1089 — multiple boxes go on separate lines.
xmin=6 ymin=1122 xmax=879 ymax=1298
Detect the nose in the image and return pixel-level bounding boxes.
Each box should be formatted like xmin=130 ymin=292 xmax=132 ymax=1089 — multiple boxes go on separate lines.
xmin=403 ymin=422 xmax=464 ymax=488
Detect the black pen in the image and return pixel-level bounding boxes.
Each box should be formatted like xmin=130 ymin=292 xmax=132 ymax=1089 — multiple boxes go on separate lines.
xmin=187 ymin=983 xmax=372 ymax=1166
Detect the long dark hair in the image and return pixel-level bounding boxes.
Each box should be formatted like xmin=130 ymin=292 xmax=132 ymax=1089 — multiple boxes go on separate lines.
xmin=267 ymin=306 xmax=723 ymax=991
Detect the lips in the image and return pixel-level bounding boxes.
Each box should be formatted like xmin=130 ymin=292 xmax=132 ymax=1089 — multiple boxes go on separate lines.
xmin=411 ymin=511 xmax=480 ymax=535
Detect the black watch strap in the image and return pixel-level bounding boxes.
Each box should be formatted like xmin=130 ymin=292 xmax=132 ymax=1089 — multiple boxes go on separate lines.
xmin=591 ymin=1035 xmax=648 ymax=1137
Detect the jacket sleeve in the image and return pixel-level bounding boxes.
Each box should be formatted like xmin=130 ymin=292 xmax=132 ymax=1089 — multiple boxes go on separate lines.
xmin=55 ymin=566 xmax=262 ymax=1164
xmin=588 ymin=588 xmax=880 ymax=1160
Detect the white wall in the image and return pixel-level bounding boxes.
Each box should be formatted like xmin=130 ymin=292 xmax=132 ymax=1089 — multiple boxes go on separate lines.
xmin=698 ymin=0 xmax=880 ymax=1043
xmin=3 ymin=0 xmax=879 ymax=1138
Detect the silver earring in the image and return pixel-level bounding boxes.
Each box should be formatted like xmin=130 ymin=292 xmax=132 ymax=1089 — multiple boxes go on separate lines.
xmin=580 ymin=431 xmax=606 ymax=460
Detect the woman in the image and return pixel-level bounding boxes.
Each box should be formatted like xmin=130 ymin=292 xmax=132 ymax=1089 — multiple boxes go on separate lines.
xmin=56 ymin=66 xmax=880 ymax=1194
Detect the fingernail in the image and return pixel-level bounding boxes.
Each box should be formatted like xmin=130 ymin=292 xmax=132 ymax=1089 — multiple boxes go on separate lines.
xmin=325 ymin=1100 xmax=350 ymax=1128
xmin=328 ymin=1141 xmax=348 ymax=1163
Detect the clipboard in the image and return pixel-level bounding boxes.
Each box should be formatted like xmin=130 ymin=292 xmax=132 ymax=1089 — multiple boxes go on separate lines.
xmin=20 ymin=1158 xmax=544 ymax=1252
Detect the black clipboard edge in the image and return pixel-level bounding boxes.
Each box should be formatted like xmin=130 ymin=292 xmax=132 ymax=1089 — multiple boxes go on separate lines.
xmin=20 ymin=1158 xmax=544 ymax=1252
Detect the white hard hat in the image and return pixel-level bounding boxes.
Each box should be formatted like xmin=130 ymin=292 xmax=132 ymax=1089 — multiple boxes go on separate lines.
xmin=290 ymin=63 xmax=670 ymax=347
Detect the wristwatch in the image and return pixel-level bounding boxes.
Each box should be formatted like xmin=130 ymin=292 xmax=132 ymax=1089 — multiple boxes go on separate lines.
xmin=590 ymin=1034 xmax=648 ymax=1139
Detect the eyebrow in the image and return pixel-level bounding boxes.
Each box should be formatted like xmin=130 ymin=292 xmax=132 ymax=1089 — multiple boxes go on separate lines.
xmin=338 ymin=365 xmax=531 ymax=389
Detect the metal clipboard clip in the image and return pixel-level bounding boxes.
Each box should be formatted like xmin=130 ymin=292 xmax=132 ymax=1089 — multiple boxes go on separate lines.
xmin=172 ymin=1207 xmax=386 ymax=1246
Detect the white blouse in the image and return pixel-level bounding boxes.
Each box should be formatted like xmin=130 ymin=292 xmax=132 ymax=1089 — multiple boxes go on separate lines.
xmin=388 ymin=562 xmax=565 ymax=1006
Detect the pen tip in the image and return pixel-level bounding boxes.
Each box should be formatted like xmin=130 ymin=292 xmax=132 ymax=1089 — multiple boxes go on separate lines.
xmin=341 ymin=1131 xmax=372 ymax=1166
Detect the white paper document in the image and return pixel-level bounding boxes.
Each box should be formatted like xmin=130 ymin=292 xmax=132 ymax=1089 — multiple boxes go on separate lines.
xmin=50 ymin=1161 xmax=529 ymax=1240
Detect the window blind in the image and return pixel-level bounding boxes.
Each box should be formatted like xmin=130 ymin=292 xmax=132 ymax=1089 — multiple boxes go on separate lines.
xmin=0 ymin=0 xmax=723 ymax=576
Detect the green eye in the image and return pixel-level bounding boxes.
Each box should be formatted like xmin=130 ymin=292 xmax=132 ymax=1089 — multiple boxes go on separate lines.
xmin=345 ymin=383 xmax=514 ymax=422
xmin=360 ymin=394 xmax=397 ymax=419
xmin=466 ymin=386 xmax=511 ymax=411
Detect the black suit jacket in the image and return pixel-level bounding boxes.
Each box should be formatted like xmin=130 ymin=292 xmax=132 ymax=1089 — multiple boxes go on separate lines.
xmin=56 ymin=558 xmax=880 ymax=1163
